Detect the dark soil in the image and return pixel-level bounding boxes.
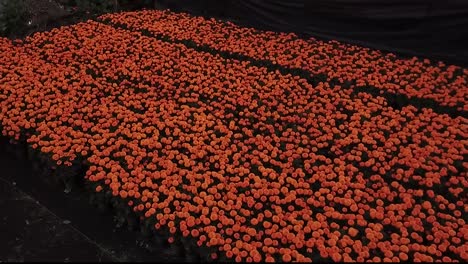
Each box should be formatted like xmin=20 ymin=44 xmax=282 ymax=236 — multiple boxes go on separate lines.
xmin=0 ymin=178 xmax=115 ymax=262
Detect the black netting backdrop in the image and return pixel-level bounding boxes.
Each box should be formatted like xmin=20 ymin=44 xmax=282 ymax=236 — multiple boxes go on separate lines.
xmin=157 ymin=0 xmax=468 ymax=65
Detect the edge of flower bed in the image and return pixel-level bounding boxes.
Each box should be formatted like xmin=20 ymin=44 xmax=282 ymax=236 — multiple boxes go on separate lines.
xmin=0 ymin=136 xmax=233 ymax=262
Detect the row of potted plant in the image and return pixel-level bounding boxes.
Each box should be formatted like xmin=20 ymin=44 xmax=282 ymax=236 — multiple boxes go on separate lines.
xmin=99 ymin=10 xmax=467 ymax=112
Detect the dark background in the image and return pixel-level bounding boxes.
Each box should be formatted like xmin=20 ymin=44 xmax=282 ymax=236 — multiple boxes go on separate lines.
xmin=157 ymin=0 xmax=468 ymax=66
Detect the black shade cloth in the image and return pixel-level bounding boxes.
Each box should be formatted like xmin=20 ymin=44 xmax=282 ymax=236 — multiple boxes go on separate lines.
xmin=158 ymin=0 xmax=468 ymax=66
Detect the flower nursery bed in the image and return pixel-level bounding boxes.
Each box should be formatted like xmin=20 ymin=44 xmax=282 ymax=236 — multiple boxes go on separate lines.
xmin=0 ymin=10 xmax=467 ymax=263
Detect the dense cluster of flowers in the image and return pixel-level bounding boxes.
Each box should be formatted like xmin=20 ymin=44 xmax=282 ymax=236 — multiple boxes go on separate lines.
xmin=100 ymin=10 xmax=468 ymax=111
xmin=0 ymin=12 xmax=467 ymax=263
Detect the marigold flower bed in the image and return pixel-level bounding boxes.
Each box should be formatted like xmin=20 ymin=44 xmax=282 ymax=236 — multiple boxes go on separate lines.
xmin=1 ymin=13 xmax=467 ymax=263
xmin=99 ymin=10 xmax=468 ymax=112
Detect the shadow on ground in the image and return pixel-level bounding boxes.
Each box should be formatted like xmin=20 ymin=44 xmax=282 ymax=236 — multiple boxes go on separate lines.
xmin=0 ymin=179 xmax=115 ymax=262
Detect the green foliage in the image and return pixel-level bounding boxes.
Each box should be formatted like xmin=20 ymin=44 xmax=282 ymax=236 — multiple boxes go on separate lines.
xmin=0 ymin=0 xmax=29 ymax=36
xmin=0 ymin=0 xmax=157 ymax=37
